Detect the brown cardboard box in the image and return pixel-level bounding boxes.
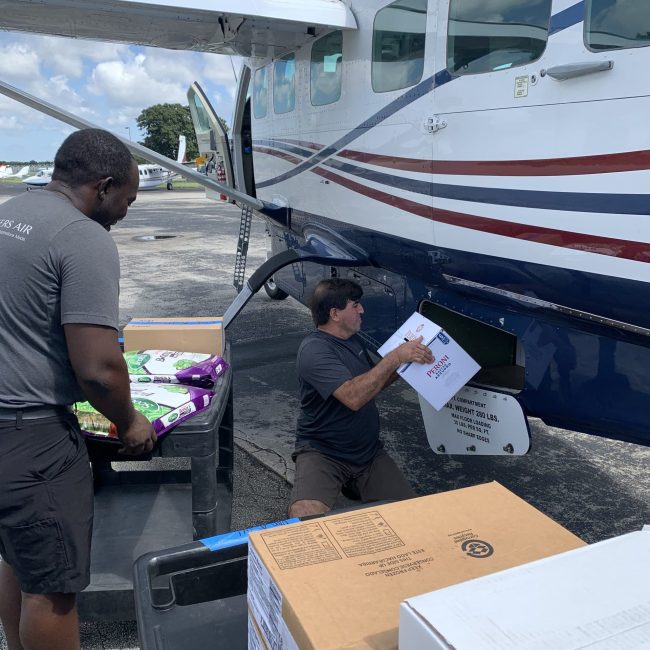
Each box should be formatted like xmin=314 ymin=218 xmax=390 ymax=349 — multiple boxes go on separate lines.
xmin=248 ymin=610 xmax=270 ymax=650
xmin=123 ymin=317 xmax=223 ymax=355
xmin=247 ymin=482 xmax=585 ymax=650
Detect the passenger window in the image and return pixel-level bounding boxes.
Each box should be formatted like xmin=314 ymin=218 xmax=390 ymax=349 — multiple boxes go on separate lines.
xmin=252 ymin=66 xmax=268 ymax=119
xmin=447 ymin=0 xmax=552 ymax=75
xmin=586 ymin=0 xmax=650 ymax=51
xmin=372 ymin=0 xmax=427 ymax=93
xmin=310 ymin=31 xmax=343 ymax=106
xmin=273 ymin=53 xmax=296 ymax=114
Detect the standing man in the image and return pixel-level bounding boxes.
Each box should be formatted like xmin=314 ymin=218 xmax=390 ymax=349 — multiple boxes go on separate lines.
xmin=0 ymin=129 xmax=156 ymax=650
xmin=289 ymin=279 xmax=433 ymax=518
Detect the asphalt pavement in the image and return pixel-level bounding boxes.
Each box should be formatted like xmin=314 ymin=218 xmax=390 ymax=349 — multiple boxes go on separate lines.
xmin=1 ymin=182 xmax=649 ymax=649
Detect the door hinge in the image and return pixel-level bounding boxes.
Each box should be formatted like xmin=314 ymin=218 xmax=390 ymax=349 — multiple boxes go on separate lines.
xmin=424 ymin=116 xmax=447 ymax=134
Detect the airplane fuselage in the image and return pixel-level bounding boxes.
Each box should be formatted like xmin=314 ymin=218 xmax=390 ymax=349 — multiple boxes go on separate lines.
xmin=239 ymin=0 xmax=650 ymax=445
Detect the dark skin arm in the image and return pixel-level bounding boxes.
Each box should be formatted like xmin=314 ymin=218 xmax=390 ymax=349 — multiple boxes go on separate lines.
xmin=64 ymin=323 xmax=157 ymax=455
xmin=333 ymin=337 xmax=433 ymax=411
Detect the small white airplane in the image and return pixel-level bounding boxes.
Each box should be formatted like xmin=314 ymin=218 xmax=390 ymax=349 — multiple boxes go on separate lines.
xmin=1 ymin=0 xmax=650 ymax=454
xmin=137 ymin=164 xmax=175 ymax=191
xmin=0 ymin=164 xmax=30 ymax=179
xmin=137 ymin=135 xmax=187 ymax=190
xmin=22 ymin=167 xmax=53 ymax=188
xmin=20 ymin=136 xmax=187 ymax=191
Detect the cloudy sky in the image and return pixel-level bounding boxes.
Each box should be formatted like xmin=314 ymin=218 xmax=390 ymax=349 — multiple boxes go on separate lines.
xmin=0 ymin=31 xmax=240 ymax=162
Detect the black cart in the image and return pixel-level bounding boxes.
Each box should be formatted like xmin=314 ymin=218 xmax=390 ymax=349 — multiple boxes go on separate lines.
xmin=134 ymin=533 xmax=252 ymax=649
xmin=79 ymin=345 xmax=233 ymax=622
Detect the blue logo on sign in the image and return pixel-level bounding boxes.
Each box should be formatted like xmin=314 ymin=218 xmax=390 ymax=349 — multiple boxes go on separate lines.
xmin=437 ymin=332 xmax=450 ymax=345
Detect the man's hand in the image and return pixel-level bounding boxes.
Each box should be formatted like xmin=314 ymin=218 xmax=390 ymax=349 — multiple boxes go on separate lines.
xmin=391 ymin=336 xmax=434 ymax=366
xmin=333 ymin=336 xmax=434 ymax=411
xmin=117 ymin=411 xmax=157 ymax=456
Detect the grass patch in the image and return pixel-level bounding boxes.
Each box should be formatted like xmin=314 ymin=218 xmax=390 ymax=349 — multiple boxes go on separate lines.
xmin=170 ymin=179 xmax=202 ymax=190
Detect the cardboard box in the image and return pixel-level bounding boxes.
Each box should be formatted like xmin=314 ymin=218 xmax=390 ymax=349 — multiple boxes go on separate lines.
xmin=123 ymin=317 xmax=223 ymax=355
xmin=399 ymin=528 xmax=650 ymax=650
xmin=247 ymin=482 xmax=584 ymax=650
xmin=378 ymin=312 xmax=480 ymax=410
xmin=248 ymin=611 xmax=271 ymax=650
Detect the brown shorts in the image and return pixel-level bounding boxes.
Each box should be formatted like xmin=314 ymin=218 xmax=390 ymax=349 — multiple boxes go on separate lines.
xmin=290 ymin=447 xmax=415 ymax=509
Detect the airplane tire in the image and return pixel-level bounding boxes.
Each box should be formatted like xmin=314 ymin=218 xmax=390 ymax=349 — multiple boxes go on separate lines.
xmin=264 ymin=276 xmax=289 ymax=300
xmin=167 ymin=182 xmax=173 ymax=190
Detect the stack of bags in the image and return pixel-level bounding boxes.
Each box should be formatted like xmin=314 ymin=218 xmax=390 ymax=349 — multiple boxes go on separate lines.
xmin=75 ymin=350 xmax=229 ymax=442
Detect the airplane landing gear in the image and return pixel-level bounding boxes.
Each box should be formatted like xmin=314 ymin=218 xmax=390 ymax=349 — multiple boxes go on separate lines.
xmin=264 ymin=275 xmax=288 ymax=300
xmin=166 ymin=181 xmax=173 ymax=190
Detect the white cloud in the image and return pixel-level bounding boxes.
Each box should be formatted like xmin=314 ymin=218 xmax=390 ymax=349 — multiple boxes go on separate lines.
xmin=88 ymin=53 xmax=191 ymax=109
xmin=0 ymin=30 xmax=240 ymax=160
xmin=201 ymin=53 xmax=241 ymax=86
xmin=0 ymin=42 xmax=41 ymax=81
xmin=32 ymin=34 xmax=129 ymax=78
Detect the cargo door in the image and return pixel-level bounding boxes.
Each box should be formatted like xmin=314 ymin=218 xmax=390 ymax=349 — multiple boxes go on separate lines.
xmin=187 ymin=82 xmax=234 ymax=200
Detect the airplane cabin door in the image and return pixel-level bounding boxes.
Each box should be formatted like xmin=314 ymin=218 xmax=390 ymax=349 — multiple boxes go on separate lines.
xmin=428 ymin=0 xmax=650 ymax=291
xmin=187 ymin=82 xmax=234 ymax=200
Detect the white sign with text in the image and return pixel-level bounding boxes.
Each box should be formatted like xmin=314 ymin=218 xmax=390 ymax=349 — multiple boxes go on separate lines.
xmin=420 ymin=386 xmax=530 ymax=456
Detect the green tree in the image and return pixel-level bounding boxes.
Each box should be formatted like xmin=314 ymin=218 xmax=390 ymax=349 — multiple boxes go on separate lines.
xmin=136 ymin=103 xmax=201 ymax=160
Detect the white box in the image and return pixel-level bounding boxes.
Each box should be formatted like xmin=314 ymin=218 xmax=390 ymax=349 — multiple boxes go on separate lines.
xmin=378 ymin=312 xmax=480 ymax=410
xmin=400 ymin=529 xmax=650 ymax=650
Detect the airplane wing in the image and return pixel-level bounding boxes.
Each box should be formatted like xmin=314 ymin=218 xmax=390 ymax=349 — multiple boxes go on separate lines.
xmin=0 ymin=0 xmax=357 ymax=57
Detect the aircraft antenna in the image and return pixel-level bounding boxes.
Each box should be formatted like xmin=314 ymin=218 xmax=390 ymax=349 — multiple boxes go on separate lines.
xmin=230 ymin=56 xmax=238 ymax=83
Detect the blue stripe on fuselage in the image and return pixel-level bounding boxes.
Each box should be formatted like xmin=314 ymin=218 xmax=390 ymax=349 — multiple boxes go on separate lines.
xmin=256 ymin=73 xmax=441 ymax=188
xmin=322 ymin=158 xmax=650 ymax=215
xmin=550 ymin=1 xmax=585 ymax=35
xmin=254 ymin=139 xmax=314 ymax=158
xmin=255 ymin=4 xmax=584 ymax=190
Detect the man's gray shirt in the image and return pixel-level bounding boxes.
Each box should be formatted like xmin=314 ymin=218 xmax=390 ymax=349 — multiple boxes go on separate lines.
xmin=0 ymin=190 xmax=120 ymax=408
xmin=295 ymin=330 xmax=381 ymax=465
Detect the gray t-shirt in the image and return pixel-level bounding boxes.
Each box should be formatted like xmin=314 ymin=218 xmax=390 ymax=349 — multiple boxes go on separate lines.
xmin=0 ymin=189 xmax=120 ymax=408
xmin=295 ymin=330 xmax=381 ymax=465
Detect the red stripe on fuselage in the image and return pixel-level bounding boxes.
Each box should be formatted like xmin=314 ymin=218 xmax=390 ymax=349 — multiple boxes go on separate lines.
xmin=338 ymin=149 xmax=650 ymax=176
xmin=253 ymin=146 xmax=302 ymax=165
xmin=311 ymin=167 xmax=650 ymax=263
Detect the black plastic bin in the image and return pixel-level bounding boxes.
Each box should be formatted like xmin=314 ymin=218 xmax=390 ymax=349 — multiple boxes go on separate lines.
xmin=133 ymin=507 xmax=378 ymax=649
xmin=134 ymin=536 xmax=250 ymax=650
xmin=79 ymin=344 xmax=233 ymax=622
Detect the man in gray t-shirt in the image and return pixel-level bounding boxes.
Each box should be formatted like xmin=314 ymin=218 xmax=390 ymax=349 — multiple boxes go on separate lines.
xmin=0 ymin=129 xmax=156 ymax=650
xmin=289 ymin=279 xmax=433 ymax=519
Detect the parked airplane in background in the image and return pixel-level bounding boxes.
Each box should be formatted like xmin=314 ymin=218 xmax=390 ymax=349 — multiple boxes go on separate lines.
xmin=137 ymin=164 xmax=175 ymax=191
xmin=20 ymin=136 xmax=187 ymax=190
xmin=22 ymin=167 xmax=53 ymax=187
xmin=1 ymin=0 xmax=649 ymax=452
xmin=138 ymin=135 xmax=187 ymax=190
xmin=0 ymin=164 xmax=29 ymax=179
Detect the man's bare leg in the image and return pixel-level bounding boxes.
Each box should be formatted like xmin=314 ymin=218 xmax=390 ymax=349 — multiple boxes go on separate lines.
xmin=289 ymin=499 xmax=330 ymax=518
xmin=0 ymin=561 xmax=24 ymax=650
xmin=19 ymin=592 xmax=79 ymax=650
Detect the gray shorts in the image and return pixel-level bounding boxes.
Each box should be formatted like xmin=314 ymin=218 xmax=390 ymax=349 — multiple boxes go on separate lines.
xmin=290 ymin=447 xmax=415 ymax=508
xmin=0 ymin=413 xmax=93 ymax=594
